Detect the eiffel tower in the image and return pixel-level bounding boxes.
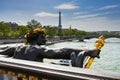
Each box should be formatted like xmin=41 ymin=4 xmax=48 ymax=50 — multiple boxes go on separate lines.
xmin=58 ymin=11 xmax=62 ymax=28
xmin=58 ymin=11 xmax=62 ymax=36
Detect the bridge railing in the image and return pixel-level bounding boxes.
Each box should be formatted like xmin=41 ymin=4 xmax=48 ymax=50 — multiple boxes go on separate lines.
xmin=0 ymin=56 xmax=120 ymax=80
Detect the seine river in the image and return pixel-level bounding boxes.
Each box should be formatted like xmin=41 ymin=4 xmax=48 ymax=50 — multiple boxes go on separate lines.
xmin=47 ymin=38 xmax=120 ymax=73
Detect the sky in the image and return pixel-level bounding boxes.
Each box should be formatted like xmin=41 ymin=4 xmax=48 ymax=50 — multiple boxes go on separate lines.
xmin=0 ymin=0 xmax=120 ymax=31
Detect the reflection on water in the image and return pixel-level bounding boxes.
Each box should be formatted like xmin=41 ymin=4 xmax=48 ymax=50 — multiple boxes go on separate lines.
xmin=84 ymin=38 xmax=97 ymax=42
xmin=84 ymin=37 xmax=120 ymax=43
xmin=105 ymin=38 xmax=120 ymax=43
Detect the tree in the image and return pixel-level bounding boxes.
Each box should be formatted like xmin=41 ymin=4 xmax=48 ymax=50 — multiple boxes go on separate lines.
xmin=8 ymin=22 xmax=18 ymax=31
xmin=44 ymin=25 xmax=58 ymax=36
xmin=16 ymin=25 xmax=29 ymax=36
xmin=0 ymin=22 xmax=11 ymax=36
xmin=27 ymin=19 xmax=41 ymax=28
xmin=62 ymin=27 xmax=73 ymax=36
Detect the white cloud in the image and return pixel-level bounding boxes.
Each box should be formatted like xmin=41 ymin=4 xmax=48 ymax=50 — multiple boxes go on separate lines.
xmin=69 ymin=11 xmax=120 ymax=31
xmin=17 ymin=20 xmax=27 ymax=25
xmin=64 ymin=17 xmax=120 ymax=31
xmin=74 ymin=14 xmax=99 ymax=19
xmin=73 ymin=12 xmax=88 ymax=15
xmin=96 ymin=5 xmax=119 ymax=10
xmin=54 ymin=3 xmax=79 ymax=10
xmin=73 ymin=12 xmax=110 ymax=19
xmin=35 ymin=12 xmax=59 ymax=17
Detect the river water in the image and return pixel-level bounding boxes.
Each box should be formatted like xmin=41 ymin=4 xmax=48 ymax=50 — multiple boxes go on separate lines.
xmin=47 ymin=38 xmax=120 ymax=73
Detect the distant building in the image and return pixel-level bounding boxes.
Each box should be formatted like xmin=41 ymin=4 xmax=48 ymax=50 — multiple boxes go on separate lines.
xmin=57 ymin=11 xmax=63 ymax=36
xmin=58 ymin=11 xmax=62 ymax=29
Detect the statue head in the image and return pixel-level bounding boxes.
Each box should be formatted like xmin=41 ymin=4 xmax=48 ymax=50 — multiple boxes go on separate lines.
xmin=24 ymin=26 xmax=47 ymax=45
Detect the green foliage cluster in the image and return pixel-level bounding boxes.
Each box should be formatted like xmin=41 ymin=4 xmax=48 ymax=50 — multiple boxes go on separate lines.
xmin=0 ymin=19 xmax=88 ymax=37
xmin=0 ymin=21 xmax=29 ymax=37
xmin=43 ymin=25 xmax=88 ymax=37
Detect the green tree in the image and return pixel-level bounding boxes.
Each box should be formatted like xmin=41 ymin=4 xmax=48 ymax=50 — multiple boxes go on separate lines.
xmin=27 ymin=19 xmax=41 ymax=28
xmin=62 ymin=27 xmax=74 ymax=36
xmin=76 ymin=30 xmax=87 ymax=36
xmin=68 ymin=26 xmax=73 ymax=36
xmin=16 ymin=25 xmax=29 ymax=36
xmin=0 ymin=22 xmax=11 ymax=36
xmin=45 ymin=25 xmax=58 ymax=36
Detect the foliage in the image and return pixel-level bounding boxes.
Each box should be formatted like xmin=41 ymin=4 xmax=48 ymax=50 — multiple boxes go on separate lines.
xmin=44 ymin=25 xmax=58 ymax=36
xmin=0 ymin=22 xmax=11 ymax=36
xmin=27 ymin=19 xmax=41 ymax=28
xmin=0 ymin=20 xmax=89 ymax=37
xmin=16 ymin=25 xmax=29 ymax=36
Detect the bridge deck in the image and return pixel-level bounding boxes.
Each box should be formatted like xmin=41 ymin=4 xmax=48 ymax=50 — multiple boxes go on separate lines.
xmin=0 ymin=55 xmax=120 ymax=80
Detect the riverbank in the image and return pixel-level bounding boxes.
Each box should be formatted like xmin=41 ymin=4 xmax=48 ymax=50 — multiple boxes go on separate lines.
xmin=0 ymin=37 xmax=73 ymax=45
xmin=0 ymin=38 xmax=24 ymax=44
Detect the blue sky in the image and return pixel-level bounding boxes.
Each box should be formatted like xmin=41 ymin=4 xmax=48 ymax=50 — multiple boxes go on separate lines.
xmin=0 ymin=0 xmax=120 ymax=31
